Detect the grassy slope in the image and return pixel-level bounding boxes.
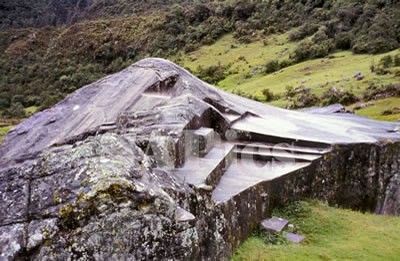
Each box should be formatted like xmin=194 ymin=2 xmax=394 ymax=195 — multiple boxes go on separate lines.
xmin=350 ymin=97 xmax=400 ymax=122
xmin=177 ymin=33 xmax=400 ymax=119
xmin=0 ymin=106 xmax=35 ymax=144
xmin=233 ymin=201 xmax=400 ymax=261
xmin=0 ymin=125 xmax=12 ymax=144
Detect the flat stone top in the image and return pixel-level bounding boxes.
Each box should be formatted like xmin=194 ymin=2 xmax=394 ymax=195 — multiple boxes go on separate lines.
xmin=261 ymin=217 xmax=289 ymax=233
xmin=194 ymin=127 xmax=214 ymax=136
xmin=1 ymin=58 xmax=399 ymax=165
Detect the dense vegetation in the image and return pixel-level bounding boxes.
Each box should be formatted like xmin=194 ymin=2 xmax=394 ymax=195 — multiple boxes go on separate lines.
xmin=0 ymin=0 xmax=400 ymax=117
xmin=0 ymin=0 xmax=187 ymax=29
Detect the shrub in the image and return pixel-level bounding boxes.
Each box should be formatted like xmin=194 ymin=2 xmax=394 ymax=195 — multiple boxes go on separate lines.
xmin=233 ymin=2 xmax=256 ymax=20
xmin=292 ymin=39 xmax=314 ymax=62
xmin=370 ymin=60 xmax=376 ymax=73
xmin=264 ymin=60 xmax=280 ymax=74
xmin=394 ymin=54 xmax=400 ymax=67
xmin=321 ymin=88 xmax=359 ymax=106
xmin=292 ymin=38 xmax=334 ymax=62
xmin=195 ymin=63 xmax=229 ymax=84
xmin=5 ymin=102 xmax=26 ymax=118
xmin=288 ymin=23 xmax=319 ymax=42
xmin=335 ymin=32 xmax=352 ymax=50
xmin=287 ymin=88 xmax=320 ymax=109
xmin=313 ymin=39 xmax=334 ymax=58
xmin=285 ymin=86 xmax=296 ymax=98
xmin=279 ymin=59 xmax=293 ymax=69
xmin=379 ymin=55 xmax=393 ymax=69
xmin=262 ymin=88 xmax=275 ymax=102
xmin=39 ymin=95 xmax=62 ymax=111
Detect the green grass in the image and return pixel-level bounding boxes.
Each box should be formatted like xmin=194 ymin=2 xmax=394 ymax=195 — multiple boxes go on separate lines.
xmin=221 ymin=50 xmax=398 ymax=99
xmin=233 ymin=201 xmax=400 ymax=261
xmin=0 ymin=125 xmax=13 ymax=144
xmin=25 ymin=106 xmax=39 ymax=116
xmin=178 ymin=33 xmax=296 ymax=73
xmin=177 ymin=33 xmax=400 ymax=120
xmin=350 ymin=97 xmax=400 ymax=122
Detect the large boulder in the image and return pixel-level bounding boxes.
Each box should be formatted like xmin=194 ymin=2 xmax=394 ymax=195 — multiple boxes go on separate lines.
xmin=1 ymin=58 xmax=400 ymax=260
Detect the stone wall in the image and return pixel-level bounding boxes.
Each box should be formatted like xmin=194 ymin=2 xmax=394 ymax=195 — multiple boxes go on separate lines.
xmin=215 ymin=141 xmax=400 ymax=258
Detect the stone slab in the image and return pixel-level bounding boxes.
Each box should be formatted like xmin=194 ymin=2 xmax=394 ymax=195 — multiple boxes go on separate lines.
xmin=284 ymin=232 xmax=305 ymax=244
xmin=260 ymin=217 xmax=289 ymax=234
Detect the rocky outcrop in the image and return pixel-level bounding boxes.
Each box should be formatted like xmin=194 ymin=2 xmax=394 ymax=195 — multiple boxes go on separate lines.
xmin=1 ymin=58 xmax=400 ymax=260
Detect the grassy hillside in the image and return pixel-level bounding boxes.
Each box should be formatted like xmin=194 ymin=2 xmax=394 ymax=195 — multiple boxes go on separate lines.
xmin=233 ymin=201 xmax=400 ymax=260
xmin=0 ymin=0 xmax=191 ymax=29
xmin=0 ymin=125 xmax=13 ymax=144
xmin=0 ymin=0 xmax=400 ymax=141
xmin=178 ymin=32 xmax=400 ymax=121
xmin=1 ymin=0 xmax=400 ymax=118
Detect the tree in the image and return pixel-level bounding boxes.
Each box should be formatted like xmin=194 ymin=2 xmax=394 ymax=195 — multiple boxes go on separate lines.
xmin=6 ymin=102 xmax=26 ymax=118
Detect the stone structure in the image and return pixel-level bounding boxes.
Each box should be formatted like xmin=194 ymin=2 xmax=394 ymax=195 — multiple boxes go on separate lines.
xmin=0 ymin=58 xmax=399 ymax=260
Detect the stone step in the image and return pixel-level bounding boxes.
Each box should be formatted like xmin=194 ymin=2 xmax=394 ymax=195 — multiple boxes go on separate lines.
xmin=212 ymin=158 xmax=311 ymax=203
xmin=233 ymin=147 xmax=321 ymax=162
xmin=231 ymin=127 xmax=333 ymax=150
xmin=171 ymin=143 xmax=234 ymax=188
xmin=233 ymin=142 xmax=330 ymax=155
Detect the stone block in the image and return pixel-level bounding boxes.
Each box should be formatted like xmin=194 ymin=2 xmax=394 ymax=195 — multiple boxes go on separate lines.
xmin=192 ymin=128 xmax=215 ymax=156
xmin=260 ymin=217 xmax=289 ymax=234
xmin=284 ymin=232 xmax=305 ymax=244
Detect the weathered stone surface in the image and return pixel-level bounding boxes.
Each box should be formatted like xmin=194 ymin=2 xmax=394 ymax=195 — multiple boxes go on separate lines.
xmin=0 ymin=224 xmax=26 ymax=260
xmin=176 ymin=207 xmax=196 ymax=222
xmin=261 ymin=217 xmax=289 ymax=234
xmin=0 ymin=58 xmax=399 ymax=260
xmin=27 ymin=219 xmax=58 ymax=251
xmin=193 ymin=128 xmax=215 ymax=156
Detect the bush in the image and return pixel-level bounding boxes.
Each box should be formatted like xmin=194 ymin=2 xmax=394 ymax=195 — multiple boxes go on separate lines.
xmin=321 ymin=88 xmax=359 ymax=106
xmin=292 ymin=39 xmax=314 ymax=62
xmin=288 ymin=88 xmax=320 ymax=109
xmin=279 ymin=59 xmax=293 ymax=69
xmin=335 ymin=32 xmax=352 ymax=50
xmin=313 ymin=39 xmax=334 ymax=58
xmin=5 ymin=102 xmax=26 ymax=118
xmin=195 ymin=63 xmax=229 ymax=84
xmin=264 ymin=60 xmax=280 ymax=74
xmin=292 ymin=38 xmax=334 ymax=62
xmin=233 ymin=2 xmax=256 ymax=20
xmin=379 ymin=55 xmax=393 ymax=69
xmin=39 ymin=95 xmax=62 ymax=111
xmin=285 ymin=86 xmax=296 ymax=98
xmin=394 ymin=54 xmax=400 ymax=67
xmin=262 ymin=88 xmax=275 ymax=102
xmin=352 ymin=34 xmax=399 ymax=55
xmin=288 ymin=23 xmax=319 ymax=42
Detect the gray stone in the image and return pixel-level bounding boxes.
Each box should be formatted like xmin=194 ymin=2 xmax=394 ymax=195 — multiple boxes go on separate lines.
xmin=0 ymin=224 xmax=26 ymax=260
xmin=261 ymin=217 xmax=289 ymax=234
xmin=0 ymin=58 xmax=399 ymax=260
xmin=175 ymin=207 xmax=196 ymax=222
xmin=27 ymin=219 xmax=59 ymax=251
xmin=193 ymin=128 xmax=215 ymax=156
xmin=283 ymin=232 xmax=305 ymax=244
